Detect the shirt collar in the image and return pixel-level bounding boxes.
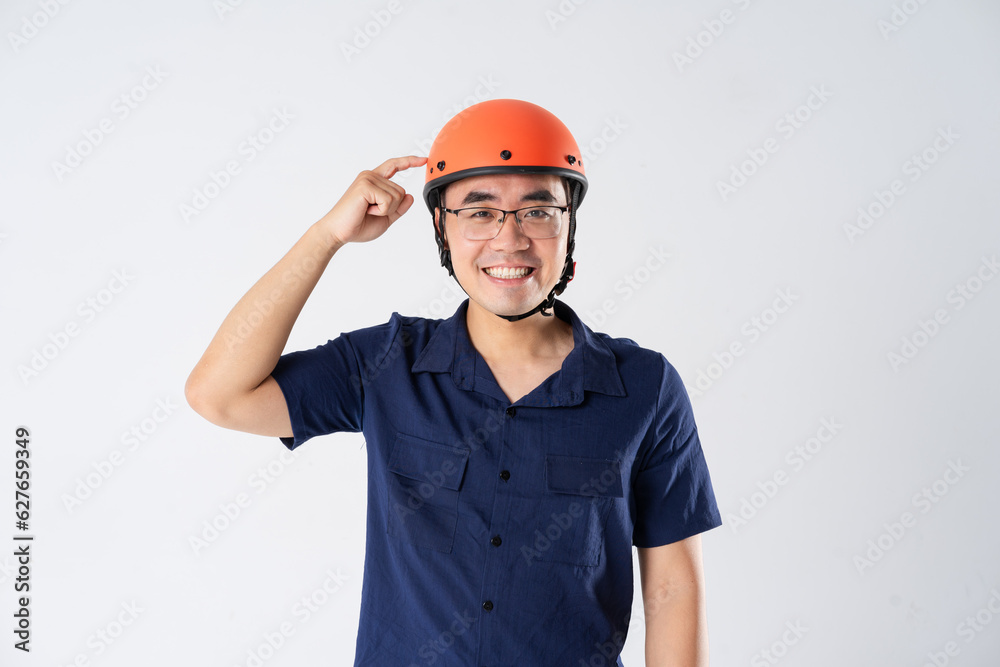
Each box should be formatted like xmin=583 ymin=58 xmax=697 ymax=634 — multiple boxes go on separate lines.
xmin=411 ymin=298 xmax=626 ymax=406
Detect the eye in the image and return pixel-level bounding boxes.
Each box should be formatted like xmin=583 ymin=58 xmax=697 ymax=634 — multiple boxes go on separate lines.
xmin=523 ymin=207 xmax=552 ymax=220
xmin=462 ymin=208 xmax=499 ymax=221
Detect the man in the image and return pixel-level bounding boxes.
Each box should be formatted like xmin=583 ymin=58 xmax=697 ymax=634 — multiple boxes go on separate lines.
xmin=186 ymin=99 xmax=722 ymax=666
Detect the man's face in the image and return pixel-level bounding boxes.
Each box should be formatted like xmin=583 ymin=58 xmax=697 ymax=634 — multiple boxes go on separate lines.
xmin=435 ymin=173 xmax=570 ymax=319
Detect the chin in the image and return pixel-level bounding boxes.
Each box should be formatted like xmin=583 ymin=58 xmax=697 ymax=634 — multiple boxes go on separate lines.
xmin=457 ymin=266 xmax=555 ymax=316
xmin=468 ymin=289 xmax=543 ymax=317
xmin=476 ymin=295 xmax=535 ymax=317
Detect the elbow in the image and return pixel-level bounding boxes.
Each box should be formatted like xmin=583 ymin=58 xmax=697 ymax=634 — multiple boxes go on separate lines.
xmin=184 ymin=372 xmax=225 ymax=425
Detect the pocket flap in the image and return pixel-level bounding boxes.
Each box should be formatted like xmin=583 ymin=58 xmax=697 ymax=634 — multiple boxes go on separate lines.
xmin=388 ymin=433 xmax=470 ymax=491
xmin=545 ymin=455 xmax=623 ymax=498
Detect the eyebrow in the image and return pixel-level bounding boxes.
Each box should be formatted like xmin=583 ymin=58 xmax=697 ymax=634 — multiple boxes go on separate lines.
xmin=521 ymin=189 xmax=558 ymax=203
xmin=460 ymin=189 xmax=558 ymax=206
xmin=461 ymin=190 xmax=498 ymax=205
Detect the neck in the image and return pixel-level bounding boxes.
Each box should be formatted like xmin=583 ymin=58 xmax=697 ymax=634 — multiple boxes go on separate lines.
xmin=465 ymin=298 xmax=571 ymax=362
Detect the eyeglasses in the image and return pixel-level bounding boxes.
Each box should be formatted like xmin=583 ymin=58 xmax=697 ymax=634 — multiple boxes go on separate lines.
xmin=443 ymin=206 xmax=568 ymax=240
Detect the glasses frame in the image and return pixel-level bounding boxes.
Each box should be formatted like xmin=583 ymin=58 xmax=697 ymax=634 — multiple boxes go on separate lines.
xmin=442 ymin=205 xmax=569 ymax=240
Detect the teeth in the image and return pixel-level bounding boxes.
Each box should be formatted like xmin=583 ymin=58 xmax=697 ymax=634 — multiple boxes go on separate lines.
xmin=485 ymin=266 xmax=531 ymax=279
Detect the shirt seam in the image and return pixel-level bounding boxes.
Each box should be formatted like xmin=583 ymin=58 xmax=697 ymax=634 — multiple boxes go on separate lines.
xmin=637 ymin=352 xmax=670 ymax=473
xmin=354 ymin=314 xmax=407 ymax=429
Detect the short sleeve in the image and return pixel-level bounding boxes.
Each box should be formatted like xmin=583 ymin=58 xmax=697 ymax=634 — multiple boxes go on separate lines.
xmin=632 ymin=354 xmax=722 ymax=547
xmin=269 ymin=331 xmax=367 ymax=451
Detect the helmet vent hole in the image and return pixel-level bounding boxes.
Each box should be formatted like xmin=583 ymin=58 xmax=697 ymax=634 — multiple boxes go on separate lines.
xmin=437 ymin=161 xmax=446 ymax=171
xmin=567 ymin=155 xmax=576 ymax=165
xmin=500 ymin=150 xmax=512 ymax=160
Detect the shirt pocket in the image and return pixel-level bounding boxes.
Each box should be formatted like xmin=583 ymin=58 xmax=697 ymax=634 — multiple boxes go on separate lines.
xmin=386 ymin=433 xmax=470 ymax=553
xmin=526 ymin=455 xmax=624 ymax=567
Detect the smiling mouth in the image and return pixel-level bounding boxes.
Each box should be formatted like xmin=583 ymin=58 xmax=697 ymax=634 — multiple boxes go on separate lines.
xmin=483 ymin=266 xmax=534 ymax=279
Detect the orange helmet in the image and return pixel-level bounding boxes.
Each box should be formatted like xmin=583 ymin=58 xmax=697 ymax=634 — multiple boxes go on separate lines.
xmin=423 ymin=98 xmax=589 ymax=322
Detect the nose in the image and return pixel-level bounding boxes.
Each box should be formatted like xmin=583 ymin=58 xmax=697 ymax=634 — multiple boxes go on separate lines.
xmin=488 ymin=211 xmax=531 ymax=251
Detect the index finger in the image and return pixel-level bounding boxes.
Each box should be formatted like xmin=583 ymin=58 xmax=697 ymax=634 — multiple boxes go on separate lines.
xmin=376 ymin=155 xmax=428 ymax=180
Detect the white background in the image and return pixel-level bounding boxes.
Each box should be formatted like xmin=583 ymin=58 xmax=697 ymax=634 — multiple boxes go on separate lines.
xmin=3 ymin=0 xmax=999 ymax=665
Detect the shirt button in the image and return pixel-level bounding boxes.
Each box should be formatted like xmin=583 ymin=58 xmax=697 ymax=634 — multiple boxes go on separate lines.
xmin=499 ymin=470 xmax=510 ymax=481
xmin=490 ymin=535 xmax=502 ymax=547
xmin=505 ymin=406 xmax=516 ymax=417
xmin=482 ymin=600 xmax=494 ymax=612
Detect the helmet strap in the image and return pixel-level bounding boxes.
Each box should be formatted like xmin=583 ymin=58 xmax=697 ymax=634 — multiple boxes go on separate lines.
xmin=432 ymin=193 xmax=455 ymax=278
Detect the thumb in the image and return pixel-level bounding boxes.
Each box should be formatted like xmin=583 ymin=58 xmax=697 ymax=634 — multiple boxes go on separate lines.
xmin=395 ymin=194 xmax=415 ymax=218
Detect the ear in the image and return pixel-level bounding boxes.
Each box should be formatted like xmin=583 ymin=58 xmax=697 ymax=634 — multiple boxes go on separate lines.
xmin=434 ymin=207 xmax=448 ymax=250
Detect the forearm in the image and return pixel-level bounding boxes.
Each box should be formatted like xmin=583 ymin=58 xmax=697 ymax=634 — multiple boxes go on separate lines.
xmin=644 ymin=583 xmax=708 ymax=667
xmin=185 ymin=221 xmax=341 ymax=410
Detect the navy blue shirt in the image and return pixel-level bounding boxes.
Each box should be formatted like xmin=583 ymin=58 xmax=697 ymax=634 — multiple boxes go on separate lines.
xmin=270 ymin=298 xmax=722 ymax=666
